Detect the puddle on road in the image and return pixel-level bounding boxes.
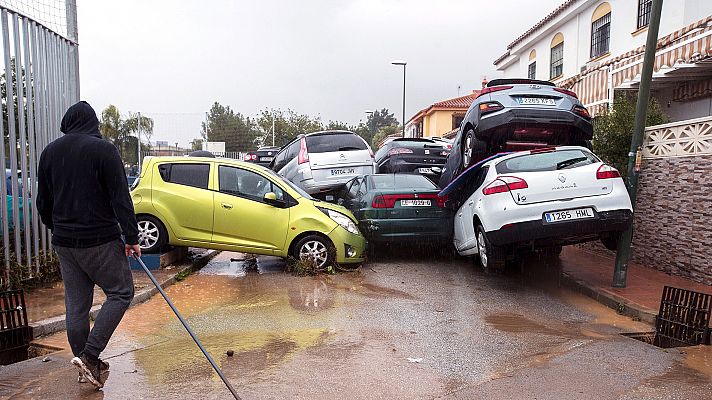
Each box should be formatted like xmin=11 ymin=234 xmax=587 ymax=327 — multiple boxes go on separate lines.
xmin=484 ymin=313 xmax=570 ymax=337
xmin=199 ymin=254 xmax=285 ymax=277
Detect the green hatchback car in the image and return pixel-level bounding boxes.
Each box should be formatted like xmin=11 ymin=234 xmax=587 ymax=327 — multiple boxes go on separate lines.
xmin=338 ymin=174 xmax=452 ymax=245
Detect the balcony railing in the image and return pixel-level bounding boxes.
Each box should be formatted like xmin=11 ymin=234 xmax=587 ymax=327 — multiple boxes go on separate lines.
xmin=643 ymin=116 xmax=712 ymax=158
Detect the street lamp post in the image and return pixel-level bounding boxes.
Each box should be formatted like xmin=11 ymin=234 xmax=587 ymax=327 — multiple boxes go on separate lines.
xmin=391 ymin=60 xmax=407 ymax=137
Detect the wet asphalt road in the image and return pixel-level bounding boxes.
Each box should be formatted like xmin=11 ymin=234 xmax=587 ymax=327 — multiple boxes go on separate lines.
xmin=2 ymin=247 xmax=711 ymax=399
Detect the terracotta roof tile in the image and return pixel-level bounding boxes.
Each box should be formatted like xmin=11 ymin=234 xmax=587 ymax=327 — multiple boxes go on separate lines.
xmin=432 ymin=92 xmax=481 ymax=108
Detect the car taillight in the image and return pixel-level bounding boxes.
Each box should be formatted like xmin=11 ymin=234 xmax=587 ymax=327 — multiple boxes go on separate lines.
xmin=368 ymin=147 xmax=375 ymax=159
xmin=477 ymin=85 xmax=513 ymax=98
xmin=371 ymin=193 xmax=446 ymax=208
xmin=572 ymin=105 xmax=591 ymax=119
xmin=479 ymin=102 xmax=504 ymax=115
xmin=246 ymin=153 xmax=256 ymax=161
xmin=596 ymin=164 xmax=620 ymax=179
xmin=554 ymin=87 xmax=579 ymax=99
xmin=530 ymin=147 xmax=556 ymax=154
xmin=298 ymin=136 xmax=309 ymax=164
xmin=482 ymin=176 xmax=528 ymax=195
xmin=387 ymin=148 xmax=414 ymax=157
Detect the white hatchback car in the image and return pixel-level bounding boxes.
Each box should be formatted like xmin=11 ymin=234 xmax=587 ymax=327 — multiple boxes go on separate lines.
xmin=452 ymin=146 xmax=633 ymax=271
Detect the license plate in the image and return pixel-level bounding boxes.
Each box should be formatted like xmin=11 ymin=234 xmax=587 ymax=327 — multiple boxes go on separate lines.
xmin=418 ymin=167 xmax=433 ymax=174
xmin=518 ymin=97 xmax=556 ymax=106
xmin=330 ymin=168 xmax=355 ymax=176
xmin=544 ymin=208 xmax=595 ymax=223
xmin=260 ymin=156 xmax=273 ymax=162
xmin=401 ymin=199 xmax=431 ymax=207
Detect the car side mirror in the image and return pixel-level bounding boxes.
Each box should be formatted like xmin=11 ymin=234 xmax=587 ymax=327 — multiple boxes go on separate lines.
xmin=263 ymin=192 xmax=287 ymax=207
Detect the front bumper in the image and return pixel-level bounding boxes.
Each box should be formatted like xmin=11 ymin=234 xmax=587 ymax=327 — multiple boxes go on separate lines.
xmin=327 ymin=226 xmax=367 ymax=264
xmin=486 ymin=209 xmax=632 ymax=247
xmin=477 ymin=107 xmax=593 ymax=141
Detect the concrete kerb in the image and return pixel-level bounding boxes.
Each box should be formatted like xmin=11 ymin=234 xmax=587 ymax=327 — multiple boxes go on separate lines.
xmin=30 ymin=249 xmax=221 ymax=338
xmin=559 ymin=271 xmax=658 ymax=325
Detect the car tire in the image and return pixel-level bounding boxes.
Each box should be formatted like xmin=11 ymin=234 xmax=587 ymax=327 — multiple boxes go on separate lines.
xmin=292 ymin=235 xmax=335 ymax=269
xmin=462 ymin=129 xmax=487 ymax=170
xmin=137 ymin=215 xmax=168 ymax=254
xmin=476 ymin=225 xmax=505 ymax=273
xmin=601 ymin=233 xmax=620 ymax=251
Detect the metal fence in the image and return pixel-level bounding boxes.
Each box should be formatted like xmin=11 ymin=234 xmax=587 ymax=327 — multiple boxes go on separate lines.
xmin=0 ymin=1 xmax=79 ymax=288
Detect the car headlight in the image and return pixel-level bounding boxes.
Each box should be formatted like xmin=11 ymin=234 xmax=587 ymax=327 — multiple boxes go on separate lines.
xmin=318 ymin=208 xmax=360 ymax=235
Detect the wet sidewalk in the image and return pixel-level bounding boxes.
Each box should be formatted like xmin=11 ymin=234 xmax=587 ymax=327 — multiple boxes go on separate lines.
xmin=559 ymin=247 xmax=712 ymax=323
xmin=25 ymin=248 xmax=219 ymax=337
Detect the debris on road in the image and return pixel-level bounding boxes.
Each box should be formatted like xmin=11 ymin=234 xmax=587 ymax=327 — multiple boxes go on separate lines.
xmin=407 ymin=358 xmax=423 ymax=363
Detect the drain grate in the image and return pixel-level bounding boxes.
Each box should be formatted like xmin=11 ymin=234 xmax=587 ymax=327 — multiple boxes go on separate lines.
xmin=622 ymin=286 xmax=712 ymax=349
xmin=655 ymin=286 xmax=711 ymax=347
xmin=0 ymin=290 xmax=32 ymax=365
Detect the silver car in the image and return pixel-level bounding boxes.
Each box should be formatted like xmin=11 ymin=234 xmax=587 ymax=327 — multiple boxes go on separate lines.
xmin=270 ymin=130 xmax=376 ymax=195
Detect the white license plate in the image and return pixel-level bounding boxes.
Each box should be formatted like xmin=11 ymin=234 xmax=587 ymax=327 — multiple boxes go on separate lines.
xmin=401 ymin=199 xmax=431 ymax=207
xmin=544 ymin=208 xmax=595 ymax=223
xmin=260 ymin=156 xmax=273 ymax=162
xmin=330 ymin=168 xmax=355 ymax=176
xmin=418 ymin=167 xmax=433 ymax=174
xmin=518 ymin=97 xmax=556 ymax=106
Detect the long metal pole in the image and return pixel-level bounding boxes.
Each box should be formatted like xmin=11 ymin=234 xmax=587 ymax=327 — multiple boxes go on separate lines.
xmin=401 ymin=65 xmax=406 ymax=137
xmin=137 ymin=112 xmax=142 ymax=174
xmin=612 ymin=0 xmax=663 ymax=288
xmin=133 ymin=255 xmax=241 ymax=399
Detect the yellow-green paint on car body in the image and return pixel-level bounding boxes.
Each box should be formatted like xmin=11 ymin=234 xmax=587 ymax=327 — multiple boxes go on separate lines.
xmin=131 ymin=156 xmax=366 ymax=265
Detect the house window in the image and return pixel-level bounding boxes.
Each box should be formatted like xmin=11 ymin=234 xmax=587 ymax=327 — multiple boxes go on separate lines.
xmin=528 ymin=62 xmax=536 ymax=79
xmin=591 ymin=12 xmax=611 ymax=58
xmin=637 ymin=0 xmax=652 ymax=29
xmin=550 ymin=43 xmax=563 ymax=79
xmin=452 ymin=114 xmax=464 ymax=130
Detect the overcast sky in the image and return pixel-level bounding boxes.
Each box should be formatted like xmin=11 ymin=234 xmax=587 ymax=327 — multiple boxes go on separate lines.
xmin=76 ymin=0 xmax=563 ymax=146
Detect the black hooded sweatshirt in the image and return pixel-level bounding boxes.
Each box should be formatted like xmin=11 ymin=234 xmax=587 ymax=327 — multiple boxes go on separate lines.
xmin=37 ymin=101 xmax=139 ymax=248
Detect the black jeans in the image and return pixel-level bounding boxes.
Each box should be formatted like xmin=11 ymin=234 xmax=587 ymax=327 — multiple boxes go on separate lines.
xmin=55 ymin=239 xmax=134 ymax=360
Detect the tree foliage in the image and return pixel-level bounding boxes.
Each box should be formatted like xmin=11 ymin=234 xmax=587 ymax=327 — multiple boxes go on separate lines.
xmin=99 ymin=105 xmax=153 ymax=166
xmin=593 ymin=92 xmax=669 ymax=178
xmin=189 ymin=138 xmax=204 ymax=151
xmin=371 ymin=125 xmax=402 ymax=149
xmin=201 ymin=102 xmax=257 ymax=152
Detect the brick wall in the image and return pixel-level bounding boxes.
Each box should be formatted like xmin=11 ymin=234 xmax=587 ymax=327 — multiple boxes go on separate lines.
xmin=631 ymin=155 xmax=712 ymax=285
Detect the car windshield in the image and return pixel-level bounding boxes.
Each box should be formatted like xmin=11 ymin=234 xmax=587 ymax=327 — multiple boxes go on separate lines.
xmin=260 ymin=165 xmax=314 ymax=199
xmin=495 ymin=149 xmax=599 ymax=173
xmin=369 ymin=174 xmax=438 ymax=190
xmin=306 ymin=133 xmax=367 ymax=153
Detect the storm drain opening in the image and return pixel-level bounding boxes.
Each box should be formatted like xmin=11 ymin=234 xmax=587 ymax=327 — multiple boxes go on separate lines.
xmin=622 ymin=286 xmax=712 ymax=349
xmin=1 ymin=290 xmax=33 ymax=365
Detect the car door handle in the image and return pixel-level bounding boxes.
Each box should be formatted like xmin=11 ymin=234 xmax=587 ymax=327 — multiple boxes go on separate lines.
xmin=221 ymin=202 xmax=233 ymax=209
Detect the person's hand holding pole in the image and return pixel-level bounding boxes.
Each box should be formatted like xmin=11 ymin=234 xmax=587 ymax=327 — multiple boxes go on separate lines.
xmin=125 ymin=244 xmax=141 ymax=258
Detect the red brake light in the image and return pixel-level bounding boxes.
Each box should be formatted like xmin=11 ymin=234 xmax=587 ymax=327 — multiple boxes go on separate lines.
xmin=596 ymin=164 xmax=621 ymax=179
xmin=482 ymin=176 xmax=528 ymax=195
xmin=387 ymin=148 xmax=414 ymax=157
xmin=477 ymin=85 xmax=513 ymax=98
xmin=554 ymin=87 xmax=579 ymax=99
xmin=530 ymin=147 xmax=556 ymax=154
xmin=298 ymin=136 xmax=309 ymax=164
xmin=572 ymin=105 xmax=591 ymax=119
xmin=479 ymin=102 xmax=504 ymax=115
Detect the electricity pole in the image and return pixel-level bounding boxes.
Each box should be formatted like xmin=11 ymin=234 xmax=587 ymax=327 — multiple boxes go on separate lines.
xmin=612 ymin=0 xmax=663 ymax=288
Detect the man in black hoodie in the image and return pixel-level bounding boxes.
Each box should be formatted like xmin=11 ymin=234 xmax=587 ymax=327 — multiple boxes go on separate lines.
xmin=37 ymin=101 xmax=140 ymax=388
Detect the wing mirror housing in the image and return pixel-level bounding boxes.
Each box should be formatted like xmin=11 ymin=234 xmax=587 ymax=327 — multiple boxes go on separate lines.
xmin=263 ymin=192 xmax=287 ymax=207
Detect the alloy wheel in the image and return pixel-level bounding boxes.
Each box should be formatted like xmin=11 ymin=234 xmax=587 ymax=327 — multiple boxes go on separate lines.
xmin=462 ymin=132 xmax=473 ymax=168
xmin=138 ymin=220 xmax=160 ymax=250
xmin=299 ymin=240 xmax=329 ymax=268
xmin=477 ymin=230 xmax=488 ymax=268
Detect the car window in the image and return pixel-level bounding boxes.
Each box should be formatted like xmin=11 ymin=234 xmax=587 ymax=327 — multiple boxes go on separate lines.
xmin=495 ymin=149 xmax=599 ymax=174
xmin=158 ymin=163 xmax=210 ymax=189
xmin=218 ymin=166 xmax=284 ymax=202
xmin=306 ymin=133 xmax=367 ymax=153
xmin=369 ymin=174 xmax=437 ymax=190
xmin=347 ymin=178 xmax=361 ymax=197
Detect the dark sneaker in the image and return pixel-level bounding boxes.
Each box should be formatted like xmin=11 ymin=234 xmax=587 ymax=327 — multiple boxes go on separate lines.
xmin=78 ymin=360 xmax=109 ymax=383
xmin=71 ymin=355 xmax=104 ymax=388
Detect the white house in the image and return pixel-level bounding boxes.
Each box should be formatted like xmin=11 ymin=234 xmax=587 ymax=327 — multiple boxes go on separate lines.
xmin=493 ymin=0 xmax=712 ymax=123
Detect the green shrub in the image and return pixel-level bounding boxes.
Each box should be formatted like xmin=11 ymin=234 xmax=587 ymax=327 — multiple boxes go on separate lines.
xmin=592 ymin=92 xmax=669 ymax=179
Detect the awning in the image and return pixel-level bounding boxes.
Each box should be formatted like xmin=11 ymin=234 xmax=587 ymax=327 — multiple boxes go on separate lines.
xmin=560 ymin=16 xmax=712 ymax=116
xmin=673 ymin=77 xmax=712 ymax=102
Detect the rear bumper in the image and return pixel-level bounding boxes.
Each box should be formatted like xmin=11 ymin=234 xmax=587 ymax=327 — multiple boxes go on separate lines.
xmin=379 ymin=158 xmax=445 ymax=177
xmin=486 ymin=209 xmax=632 ymax=247
xmin=360 ymin=217 xmax=452 ymax=242
xmin=477 ymin=107 xmax=593 ymax=141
